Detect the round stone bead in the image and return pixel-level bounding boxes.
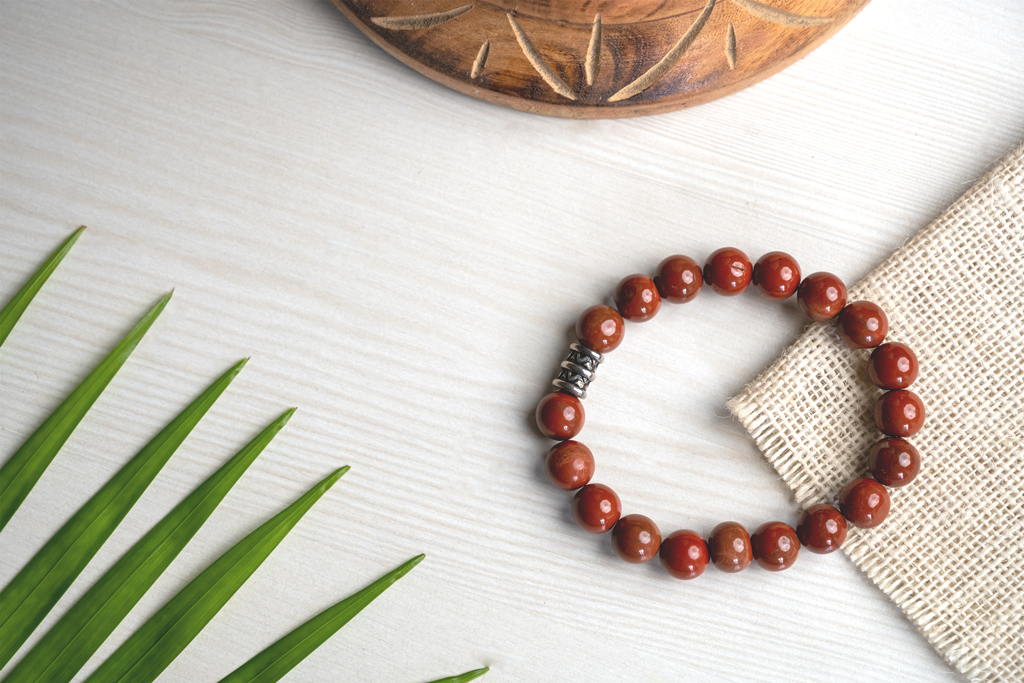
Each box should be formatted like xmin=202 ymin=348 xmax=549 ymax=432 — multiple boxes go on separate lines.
xmin=615 ymin=274 xmax=661 ymax=322
xmin=708 ymin=521 xmax=753 ymax=573
xmin=874 ymin=389 xmax=926 ymax=437
xmin=544 ymin=441 xmax=595 ymax=490
xmin=752 ymin=251 xmax=801 ymax=300
xmin=535 ymin=392 xmax=585 ymax=440
xmin=654 ymin=255 xmax=703 ymax=303
xmin=797 ymin=272 xmax=848 ymax=321
xmin=659 ymin=529 xmax=709 ymax=580
xmin=796 ymin=504 xmax=848 ymax=554
xmin=571 ymin=483 xmax=621 ymax=533
xmin=611 ymin=514 xmax=662 ymax=564
xmin=576 ymin=305 xmax=625 ymax=353
xmin=868 ymin=437 xmax=921 ymax=487
xmin=839 ymin=478 xmax=891 ymax=528
xmin=868 ymin=342 xmax=919 ymax=389
xmin=751 ymin=521 xmax=800 ymax=571
xmin=703 ymin=247 xmax=752 ymax=296
xmin=838 ymin=301 xmax=889 ymax=349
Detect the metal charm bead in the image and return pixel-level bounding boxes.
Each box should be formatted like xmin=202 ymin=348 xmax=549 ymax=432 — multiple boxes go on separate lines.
xmin=552 ymin=343 xmax=603 ymax=399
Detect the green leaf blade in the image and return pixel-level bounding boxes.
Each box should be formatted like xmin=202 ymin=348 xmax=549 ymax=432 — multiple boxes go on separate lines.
xmin=217 ymin=553 xmax=424 ymax=683
xmin=6 ymin=407 xmax=293 ymax=683
xmin=0 ymin=359 xmax=248 ymax=674
xmin=0 ymin=292 xmax=171 ymax=531
xmin=0 ymin=226 xmax=84 ymax=349
xmin=424 ymin=667 xmax=490 ymax=683
xmin=82 ymin=465 xmax=349 ymax=683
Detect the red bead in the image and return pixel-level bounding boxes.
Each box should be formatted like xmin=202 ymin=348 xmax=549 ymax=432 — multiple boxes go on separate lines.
xmin=874 ymin=389 xmax=925 ymax=437
xmin=839 ymin=478 xmax=891 ymax=528
xmin=544 ymin=441 xmax=595 ymax=490
xmin=797 ymin=272 xmax=847 ymax=321
xmin=535 ymin=392 xmax=585 ymax=440
xmin=838 ymin=301 xmax=889 ymax=349
xmin=572 ymin=484 xmax=621 ymax=533
xmin=611 ymin=514 xmax=662 ymax=564
xmin=868 ymin=437 xmax=921 ymax=487
xmin=703 ymin=247 xmax=752 ymax=296
xmin=796 ymin=504 xmax=848 ymax=554
xmin=575 ymin=305 xmax=625 ymax=353
xmin=751 ymin=521 xmax=800 ymax=571
xmin=707 ymin=521 xmax=753 ymax=573
xmin=868 ymin=342 xmax=919 ymax=389
xmin=654 ymin=255 xmax=703 ymax=303
xmin=659 ymin=529 xmax=709 ymax=579
xmin=752 ymin=251 xmax=801 ymax=300
xmin=614 ymin=274 xmax=661 ymax=322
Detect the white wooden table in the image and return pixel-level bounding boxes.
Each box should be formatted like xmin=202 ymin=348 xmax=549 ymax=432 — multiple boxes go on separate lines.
xmin=2 ymin=1 xmax=1022 ymax=681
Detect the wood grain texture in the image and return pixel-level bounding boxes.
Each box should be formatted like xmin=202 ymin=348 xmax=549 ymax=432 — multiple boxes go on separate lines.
xmin=1 ymin=0 xmax=1023 ymax=681
xmin=330 ymin=0 xmax=869 ymax=117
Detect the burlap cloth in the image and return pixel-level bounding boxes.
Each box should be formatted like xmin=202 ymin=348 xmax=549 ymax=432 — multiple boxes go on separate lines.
xmin=728 ymin=145 xmax=1024 ymax=683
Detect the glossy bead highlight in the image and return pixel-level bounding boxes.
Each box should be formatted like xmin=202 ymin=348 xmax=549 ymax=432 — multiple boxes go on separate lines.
xmin=659 ymin=529 xmax=709 ymax=579
xmin=839 ymin=478 xmax=891 ymax=528
xmin=868 ymin=342 xmax=919 ymax=389
xmin=572 ymin=483 xmax=621 ymax=533
xmin=708 ymin=521 xmax=753 ymax=572
xmin=752 ymin=251 xmax=801 ymax=300
xmin=615 ymin=274 xmax=661 ymax=322
xmin=868 ymin=437 xmax=921 ymax=487
xmin=751 ymin=521 xmax=800 ymax=571
xmin=838 ymin=301 xmax=889 ymax=349
xmin=576 ymin=305 xmax=625 ymax=353
xmin=544 ymin=441 xmax=595 ymax=490
xmin=611 ymin=514 xmax=662 ymax=564
xmin=654 ymin=255 xmax=704 ymax=303
xmin=703 ymin=247 xmax=752 ymax=296
xmin=535 ymin=392 xmax=585 ymax=440
xmin=796 ymin=504 xmax=848 ymax=554
xmin=874 ymin=389 xmax=926 ymax=437
xmin=797 ymin=272 xmax=847 ymax=321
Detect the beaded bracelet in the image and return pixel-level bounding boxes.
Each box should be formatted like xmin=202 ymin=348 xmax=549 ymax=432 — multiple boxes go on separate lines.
xmin=536 ymin=248 xmax=924 ymax=578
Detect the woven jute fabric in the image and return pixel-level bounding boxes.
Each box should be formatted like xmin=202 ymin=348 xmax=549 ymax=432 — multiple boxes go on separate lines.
xmin=728 ymin=145 xmax=1024 ymax=683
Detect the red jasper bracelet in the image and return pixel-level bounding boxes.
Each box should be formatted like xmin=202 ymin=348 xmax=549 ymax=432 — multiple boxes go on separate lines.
xmin=536 ymin=248 xmax=924 ymax=578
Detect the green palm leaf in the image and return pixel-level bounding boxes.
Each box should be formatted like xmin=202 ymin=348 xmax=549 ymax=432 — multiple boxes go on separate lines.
xmin=0 ymin=292 xmax=172 ymax=531
xmin=424 ymin=667 xmax=490 ymax=683
xmin=3 ymin=230 xmax=488 ymax=681
xmin=217 ymin=554 xmax=425 ymax=683
xmin=0 ymin=226 xmax=84 ymax=349
xmin=82 ymin=465 xmax=350 ymax=683
xmin=5 ymin=407 xmax=292 ymax=683
xmin=0 ymin=358 xmax=247 ymax=670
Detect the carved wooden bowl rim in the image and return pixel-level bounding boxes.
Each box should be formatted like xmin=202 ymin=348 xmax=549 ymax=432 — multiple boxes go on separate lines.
xmin=332 ymin=0 xmax=871 ymax=118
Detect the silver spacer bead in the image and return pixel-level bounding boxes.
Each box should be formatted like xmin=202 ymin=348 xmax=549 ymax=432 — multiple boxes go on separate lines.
xmin=552 ymin=343 xmax=603 ymax=399
xmin=552 ymin=378 xmax=586 ymax=399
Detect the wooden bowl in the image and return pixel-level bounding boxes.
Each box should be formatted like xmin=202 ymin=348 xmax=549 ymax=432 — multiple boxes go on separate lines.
xmin=332 ymin=0 xmax=870 ymax=118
